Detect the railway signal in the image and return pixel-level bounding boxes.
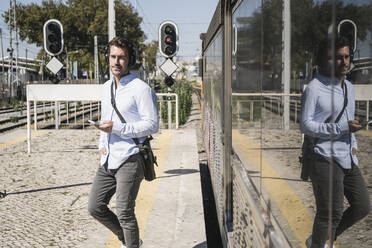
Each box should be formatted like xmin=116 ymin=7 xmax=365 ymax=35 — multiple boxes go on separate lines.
xmin=338 ymin=19 xmax=357 ymax=53
xmin=43 ymin=19 xmax=64 ymax=56
xmin=159 ymin=21 xmax=178 ymax=58
xmin=164 ymin=76 xmax=174 ymax=87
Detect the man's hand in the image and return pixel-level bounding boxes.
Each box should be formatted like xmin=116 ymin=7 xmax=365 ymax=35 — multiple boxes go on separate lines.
xmin=99 ymin=147 xmax=107 ymax=158
xmin=352 ymin=147 xmax=357 ymax=155
xmin=98 ymin=120 xmax=113 ymax=133
xmin=348 ymin=120 xmax=362 ymax=133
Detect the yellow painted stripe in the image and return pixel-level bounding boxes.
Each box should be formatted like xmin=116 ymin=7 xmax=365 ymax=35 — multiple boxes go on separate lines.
xmin=0 ymin=130 xmax=46 ymax=150
xmin=104 ymin=129 xmax=175 ymax=248
xmin=232 ymin=129 xmax=313 ymax=248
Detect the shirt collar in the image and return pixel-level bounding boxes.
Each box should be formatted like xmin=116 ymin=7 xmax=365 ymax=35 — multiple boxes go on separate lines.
xmin=316 ymin=73 xmax=342 ymax=87
xmin=112 ymin=73 xmax=137 ymax=87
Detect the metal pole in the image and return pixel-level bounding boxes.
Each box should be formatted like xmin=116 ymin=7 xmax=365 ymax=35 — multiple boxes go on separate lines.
xmin=8 ymin=0 xmax=13 ymax=98
xmin=167 ymin=88 xmax=171 ymax=129
xmin=41 ymin=55 xmax=44 ymax=82
xmin=27 ymin=88 xmax=31 ymax=153
xmin=14 ymin=0 xmax=19 ymax=90
xmin=43 ymin=102 xmax=45 ymax=122
xmin=65 ymin=47 xmax=69 ymax=80
xmin=250 ymin=101 xmax=254 ymax=121
xmin=66 ymin=101 xmax=69 ymax=124
xmin=108 ymin=0 xmax=115 ymax=79
xmin=175 ymin=94 xmax=179 ymax=129
xmin=34 ymin=100 xmax=37 ymax=130
xmin=55 ymin=101 xmax=59 ymax=129
xmin=0 ymin=29 xmax=4 ymax=81
xmin=223 ymin=0 xmax=233 ymax=227
xmin=25 ymin=48 xmax=27 ymax=70
xmin=108 ymin=0 xmax=116 ymax=40
xmin=94 ymin=35 xmax=99 ymax=83
xmin=367 ymin=101 xmax=370 ymax=131
xmin=282 ymin=0 xmax=291 ymax=130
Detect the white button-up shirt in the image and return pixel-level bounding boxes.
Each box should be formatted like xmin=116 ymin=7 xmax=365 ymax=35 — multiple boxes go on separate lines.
xmin=300 ymin=74 xmax=357 ymax=169
xmin=99 ymin=73 xmax=159 ymax=169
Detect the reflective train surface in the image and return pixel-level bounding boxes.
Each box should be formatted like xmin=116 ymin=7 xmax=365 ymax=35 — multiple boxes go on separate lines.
xmin=200 ymin=0 xmax=372 ymax=247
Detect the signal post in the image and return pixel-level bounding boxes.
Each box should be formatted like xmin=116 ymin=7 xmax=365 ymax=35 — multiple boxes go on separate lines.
xmin=43 ymin=19 xmax=64 ymax=129
xmin=158 ymin=21 xmax=179 ymax=129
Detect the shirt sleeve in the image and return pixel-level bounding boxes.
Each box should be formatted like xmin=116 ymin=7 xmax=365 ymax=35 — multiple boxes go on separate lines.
xmin=351 ymin=132 xmax=357 ymax=149
xmin=300 ymin=85 xmax=350 ymax=139
xmin=111 ymin=87 xmax=159 ymax=139
xmin=98 ymin=85 xmax=108 ymax=150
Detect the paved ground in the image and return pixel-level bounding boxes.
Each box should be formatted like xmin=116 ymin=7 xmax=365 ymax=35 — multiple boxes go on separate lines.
xmin=0 ymin=122 xmax=206 ymax=248
xmin=0 ymin=128 xmax=107 ymax=248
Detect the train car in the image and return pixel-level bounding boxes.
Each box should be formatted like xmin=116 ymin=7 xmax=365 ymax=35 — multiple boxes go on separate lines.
xmin=201 ymin=0 xmax=372 ymax=247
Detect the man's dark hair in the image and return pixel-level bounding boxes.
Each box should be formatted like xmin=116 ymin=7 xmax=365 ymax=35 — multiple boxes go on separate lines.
xmin=107 ymin=37 xmax=135 ymax=66
xmin=316 ymin=36 xmax=351 ymax=67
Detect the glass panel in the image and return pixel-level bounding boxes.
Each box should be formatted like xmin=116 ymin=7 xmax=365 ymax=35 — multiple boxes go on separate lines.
xmin=204 ymin=31 xmax=224 ymax=127
xmin=231 ymin=0 xmax=372 ymax=247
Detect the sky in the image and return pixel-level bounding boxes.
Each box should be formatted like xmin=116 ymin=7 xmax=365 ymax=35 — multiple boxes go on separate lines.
xmin=0 ymin=0 xmax=219 ymax=62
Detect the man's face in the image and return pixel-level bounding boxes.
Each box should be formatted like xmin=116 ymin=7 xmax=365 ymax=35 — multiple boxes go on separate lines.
xmin=324 ymin=45 xmax=351 ymax=78
xmin=109 ymin=45 xmax=129 ymax=78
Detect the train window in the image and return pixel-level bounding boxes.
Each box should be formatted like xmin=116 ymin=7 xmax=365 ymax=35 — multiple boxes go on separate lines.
xmin=227 ymin=0 xmax=372 ymax=247
xmin=203 ymin=0 xmax=372 ymax=247
xmin=204 ymin=31 xmax=224 ymax=127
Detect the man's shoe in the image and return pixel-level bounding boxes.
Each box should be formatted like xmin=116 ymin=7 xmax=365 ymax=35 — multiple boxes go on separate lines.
xmin=324 ymin=241 xmax=335 ymax=248
xmin=121 ymin=239 xmax=143 ymax=248
xmin=305 ymin=235 xmax=335 ymax=248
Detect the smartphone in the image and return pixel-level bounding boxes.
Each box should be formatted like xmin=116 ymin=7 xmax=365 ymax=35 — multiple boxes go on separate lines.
xmin=88 ymin=120 xmax=100 ymax=127
xmin=360 ymin=120 xmax=372 ymax=128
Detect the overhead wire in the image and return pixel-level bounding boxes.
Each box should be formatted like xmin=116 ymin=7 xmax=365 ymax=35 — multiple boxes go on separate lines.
xmin=134 ymin=0 xmax=158 ymax=41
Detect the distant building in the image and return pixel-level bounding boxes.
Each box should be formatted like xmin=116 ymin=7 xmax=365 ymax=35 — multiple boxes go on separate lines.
xmin=0 ymin=56 xmax=42 ymax=98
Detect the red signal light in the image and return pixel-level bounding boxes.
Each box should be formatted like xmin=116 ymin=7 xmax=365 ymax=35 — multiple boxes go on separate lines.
xmin=165 ymin=36 xmax=172 ymax=44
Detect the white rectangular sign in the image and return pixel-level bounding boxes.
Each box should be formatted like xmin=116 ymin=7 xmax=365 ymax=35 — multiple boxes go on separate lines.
xmin=354 ymin=85 xmax=372 ymax=101
xmin=27 ymin=84 xmax=102 ymax=101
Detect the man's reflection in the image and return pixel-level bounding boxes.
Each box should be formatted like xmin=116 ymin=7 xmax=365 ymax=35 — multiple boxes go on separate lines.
xmin=300 ymin=36 xmax=370 ymax=248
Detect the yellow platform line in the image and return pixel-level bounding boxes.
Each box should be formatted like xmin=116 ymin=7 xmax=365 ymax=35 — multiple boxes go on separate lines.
xmin=232 ymin=129 xmax=313 ymax=248
xmin=0 ymin=130 xmax=46 ymax=150
xmin=104 ymin=129 xmax=175 ymax=248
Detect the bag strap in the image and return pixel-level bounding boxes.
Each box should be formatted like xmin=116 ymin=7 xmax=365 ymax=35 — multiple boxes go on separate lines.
xmin=110 ymin=80 xmax=140 ymax=146
xmin=335 ymin=81 xmax=348 ymax=123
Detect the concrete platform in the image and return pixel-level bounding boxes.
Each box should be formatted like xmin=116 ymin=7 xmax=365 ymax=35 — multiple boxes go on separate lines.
xmin=0 ymin=127 xmax=206 ymax=248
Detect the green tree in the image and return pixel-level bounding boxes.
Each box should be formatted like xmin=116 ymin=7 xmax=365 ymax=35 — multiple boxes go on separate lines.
xmin=291 ymin=0 xmax=372 ymax=72
xmin=3 ymin=0 xmax=145 ymax=73
xmin=246 ymin=0 xmax=372 ymax=82
xmin=142 ymin=40 xmax=158 ymax=73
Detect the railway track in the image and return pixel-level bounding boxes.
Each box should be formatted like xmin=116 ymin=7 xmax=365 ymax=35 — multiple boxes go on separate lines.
xmin=0 ymin=102 xmax=100 ymax=133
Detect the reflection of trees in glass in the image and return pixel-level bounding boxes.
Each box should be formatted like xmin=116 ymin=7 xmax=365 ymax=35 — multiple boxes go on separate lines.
xmin=291 ymin=0 xmax=372 ymax=75
xmin=241 ymin=0 xmax=371 ymax=80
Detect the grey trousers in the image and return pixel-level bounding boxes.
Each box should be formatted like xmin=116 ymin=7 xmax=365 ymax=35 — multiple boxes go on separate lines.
xmin=309 ymin=154 xmax=370 ymax=248
xmin=88 ymin=153 xmax=144 ymax=248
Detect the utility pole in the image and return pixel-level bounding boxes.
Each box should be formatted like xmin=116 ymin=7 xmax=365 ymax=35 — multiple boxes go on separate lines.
xmin=14 ymin=0 xmax=19 ymax=91
xmin=108 ymin=0 xmax=115 ymax=79
xmin=25 ymin=48 xmax=28 ymax=70
xmin=65 ymin=47 xmax=69 ymax=81
xmin=108 ymin=0 xmax=115 ymax=41
xmin=282 ymin=0 xmax=291 ymax=130
xmin=0 ymin=29 xmax=4 ymax=81
xmin=8 ymin=0 xmax=14 ymax=98
xmin=94 ymin=35 xmax=99 ymax=83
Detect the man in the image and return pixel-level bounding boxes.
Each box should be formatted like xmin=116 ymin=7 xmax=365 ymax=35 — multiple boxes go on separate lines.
xmin=88 ymin=37 xmax=159 ymax=248
xmin=300 ymin=36 xmax=370 ymax=248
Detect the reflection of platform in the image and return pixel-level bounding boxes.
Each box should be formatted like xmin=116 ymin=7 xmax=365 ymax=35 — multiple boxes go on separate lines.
xmin=232 ymin=129 xmax=313 ymax=247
